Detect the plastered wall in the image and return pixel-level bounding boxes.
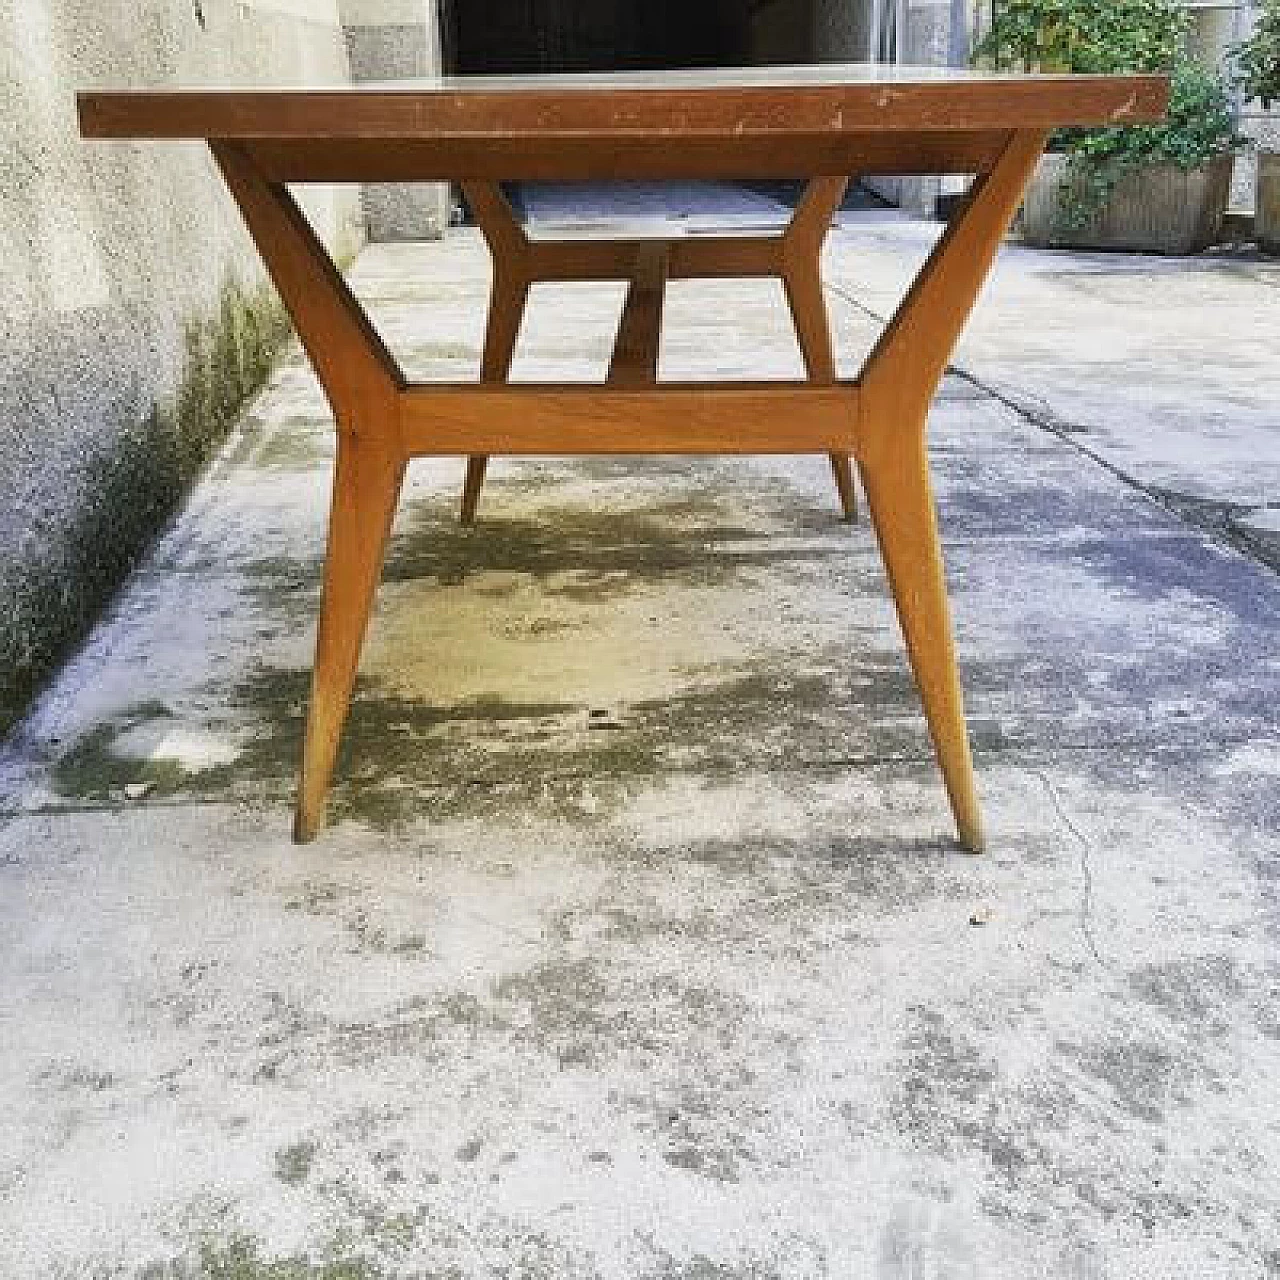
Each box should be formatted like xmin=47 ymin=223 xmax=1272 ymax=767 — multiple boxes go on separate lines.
xmin=0 ymin=0 xmax=364 ymax=731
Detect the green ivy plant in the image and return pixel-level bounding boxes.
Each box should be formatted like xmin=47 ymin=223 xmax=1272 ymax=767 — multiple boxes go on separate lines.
xmin=974 ymin=0 xmax=1188 ymax=74
xmin=1233 ymin=0 xmax=1280 ymax=109
xmin=1054 ymin=59 xmax=1239 ymax=227
xmin=975 ymin=0 xmax=1239 ymax=231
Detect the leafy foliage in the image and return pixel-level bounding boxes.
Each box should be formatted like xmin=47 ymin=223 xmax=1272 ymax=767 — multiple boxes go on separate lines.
xmin=975 ymin=0 xmax=1238 ymax=230
xmin=1233 ymin=0 xmax=1280 ymax=108
xmin=974 ymin=0 xmax=1188 ymax=73
xmin=1054 ymin=59 xmax=1239 ymax=228
xmin=1063 ymin=58 xmax=1238 ymax=170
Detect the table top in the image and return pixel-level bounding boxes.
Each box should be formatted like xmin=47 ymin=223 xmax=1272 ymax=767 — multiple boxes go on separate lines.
xmin=78 ymin=63 xmax=1167 ymax=140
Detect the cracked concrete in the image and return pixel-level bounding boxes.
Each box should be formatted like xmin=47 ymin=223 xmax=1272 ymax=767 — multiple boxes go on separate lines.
xmin=1 ymin=204 xmax=1278 ymax=1277
xmin=824 ymin=214 xmax=1280 ymax=571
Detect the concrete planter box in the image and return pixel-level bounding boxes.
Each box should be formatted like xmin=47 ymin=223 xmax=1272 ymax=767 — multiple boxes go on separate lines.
xmin=1021 ymin=151 xmax=1233 ymax=254
xmin=1258 ymin=150 xmax=1280 ymax=256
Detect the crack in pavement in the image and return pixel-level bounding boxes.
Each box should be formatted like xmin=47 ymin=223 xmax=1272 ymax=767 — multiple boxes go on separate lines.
xmin=1033 ymin=767 xmax=1106 ymax=969
xmin=823 ymin=279 xmax=1280 ymax=577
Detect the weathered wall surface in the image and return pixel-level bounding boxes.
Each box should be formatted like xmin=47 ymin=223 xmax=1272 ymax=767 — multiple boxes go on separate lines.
xmin=1228 ymin=1 xmax=1280 ymax=212
xmin=0 ymin=0 xmax=364 ymax=734
xmin=811 ymin=0 xmax=872 ymax=62
xmin=341 ymin=0 xmax=450 ymax=241
xmin=748 ymin=0 xmax=955 ymax=215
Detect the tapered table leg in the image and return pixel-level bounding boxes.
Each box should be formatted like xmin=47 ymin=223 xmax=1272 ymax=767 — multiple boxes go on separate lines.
xmin=211 ymin=141 xmax=408 ymax=842
xmin=854 ymin=129 xmax=1048 ymax=849
xmin=858 ymin=436 xmax=982 ymax=850
xmin=459 ymin=182 xmax=532 ymax=524
xmin=295 ymin=435 xmax=404 ymax=841
xmin=782 ymin=175 xmax=858 ymax=521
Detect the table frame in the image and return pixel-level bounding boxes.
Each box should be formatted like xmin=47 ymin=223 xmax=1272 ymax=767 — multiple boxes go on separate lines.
xmin=455 ymin=178 xmax=859 ymax=524
xmin=78 ymin=69 xmax=1169 ymax=849
xmin=209 ymin=128 xmax=1048 ymax=849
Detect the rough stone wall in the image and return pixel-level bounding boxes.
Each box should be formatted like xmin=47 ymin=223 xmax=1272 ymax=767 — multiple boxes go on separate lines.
xmin=341 ymin=0 xmax=450 ymax=241
xmin=0 ymin=0 xmax=364 ymax=735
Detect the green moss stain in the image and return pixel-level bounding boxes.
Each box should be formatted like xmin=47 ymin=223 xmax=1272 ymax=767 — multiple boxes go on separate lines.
xmin=52 ymin=702 xmax=188 ymax=800
xmin=36 ymin=450 xmax=996 ymax=831
xmin=381 ymin=496 xmax=837 ymax=598
xmin=251 ymin=431 xmax=332 ymax=470
xmin=274 ymin=1141 xmax=316 ymax=1186
xmin=0 ymin=279 xmax=289 ymax=738
xmin=400 ymin=339 xmax=479 ymax=362
xmin=140 ymin=1234 xmax=381 ymax=1280
xmin=47 ymin=641 xmax=940 ymax=829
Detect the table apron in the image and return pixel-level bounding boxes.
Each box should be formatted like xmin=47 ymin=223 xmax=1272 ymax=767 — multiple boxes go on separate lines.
xmin=238 ymin=131 xmax=1012 ymax=183
xmin=396 ymin=383 xmax=861 ymax=456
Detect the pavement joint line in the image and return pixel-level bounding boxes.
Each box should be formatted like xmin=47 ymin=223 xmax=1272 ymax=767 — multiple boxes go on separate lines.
xmin=0 ymin=732 xmax=1271 ymax=825
xmin=951 ymin=372 xmax=1280 ymax=577
xmin=130 ymin=526 xmax=1200 ymax=585
xmin=824 ymin=280 xmax=1280 ymax=578
xmin=1033 ymin=767 xmax=1107 ymax=969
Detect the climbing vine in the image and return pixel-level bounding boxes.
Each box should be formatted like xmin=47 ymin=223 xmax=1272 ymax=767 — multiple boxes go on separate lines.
xmin=975 ymin=0 xmax=1238 ymax=230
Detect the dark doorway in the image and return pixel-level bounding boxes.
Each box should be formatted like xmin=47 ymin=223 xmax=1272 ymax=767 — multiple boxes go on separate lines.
xmin=439 ymin=0 xmax=882 ymax=222
xmin=444 ymin=1 xmax=752 ymax=76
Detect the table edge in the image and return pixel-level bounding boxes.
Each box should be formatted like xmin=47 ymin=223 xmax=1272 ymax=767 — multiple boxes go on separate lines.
xmin=78 ymin=76 xmax=1170 ymax=140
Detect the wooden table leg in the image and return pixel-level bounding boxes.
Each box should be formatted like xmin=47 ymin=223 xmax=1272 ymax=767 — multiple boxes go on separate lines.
xmin=214 ymin=132 xmax=1044 ymax=849
xmin=459 ymin=182 xmax=532 ymax=524
xmin=854 ymin=129 xmax=1047 ymax=852
xmin=297 ymin=435 xmax=404 ymax=840
xmin=608 ymin=242 xmax=669 ymax=385
xmin=782 ymin=176 xmax=858 ymax=521
xmin=212 ymin=142 xmax=407 ymax=842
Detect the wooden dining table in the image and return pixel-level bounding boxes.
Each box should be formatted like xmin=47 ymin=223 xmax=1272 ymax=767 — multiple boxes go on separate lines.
xmin=78 ymin=65 xmax=1167 ymax=850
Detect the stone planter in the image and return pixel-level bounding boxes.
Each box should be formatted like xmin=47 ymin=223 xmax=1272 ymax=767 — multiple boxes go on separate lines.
xmin=1258 ymin=150 xmax=1280 ymax=256
xmin=1021 ymin=151 xmax=1233 ymax=254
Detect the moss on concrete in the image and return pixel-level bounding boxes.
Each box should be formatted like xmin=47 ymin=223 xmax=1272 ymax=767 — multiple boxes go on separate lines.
xmin=274 ymin=1141 xmax=317 ymax=1187
xmin=48 ymin=643 xmax=946 ymax=831
xmin=140 ymin=1234 xmax=381 ymax=1280
xmin=51 ymin=701 xmax=184 ymax=800
xmin=0 ymin=280 xmax=289 ymax=739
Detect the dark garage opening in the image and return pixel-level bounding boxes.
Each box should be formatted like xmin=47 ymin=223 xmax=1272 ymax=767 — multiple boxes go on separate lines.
xmin=443 ymin=1 xmax=754 ymax=76
xmin=439 ymin=1 xmax=884 ymax=221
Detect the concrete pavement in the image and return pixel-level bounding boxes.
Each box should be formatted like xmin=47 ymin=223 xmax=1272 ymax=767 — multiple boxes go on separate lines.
xmin=827 ymin=213 xmax=1280 ymax=568
xmin=1 ymin=213 xmax=1278 ymax=1277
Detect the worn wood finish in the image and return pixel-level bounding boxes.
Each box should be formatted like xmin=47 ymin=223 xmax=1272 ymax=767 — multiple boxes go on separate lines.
xmin=211 ymin=143 xmax=402 ymax=410
xmin=295 ymin=435 xmax=404 ymax=842
xmin=855 ymin=129 xmax=1050 ymax=852
xmin=79 ymin=69 xmax=1168 ymax=141
xmin=779 ymin=176 xmax=857 ymax=521
xmin=781 ymin=176 xmax=847 ymax=386
xmin=78 ymin=71 xmax=1167 ymax=187
xmin=233 ymin=132 xmax=1020 ymax=183
xmin=529 ymin=235 xmax=783 ymax=282
xmin=81 ymin=69 xmax=1154 ymax=847
xmin=458 ymin=182 xmax=529 ymax=524
xmin=608 ymin=243 xmax=670 ymax=386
